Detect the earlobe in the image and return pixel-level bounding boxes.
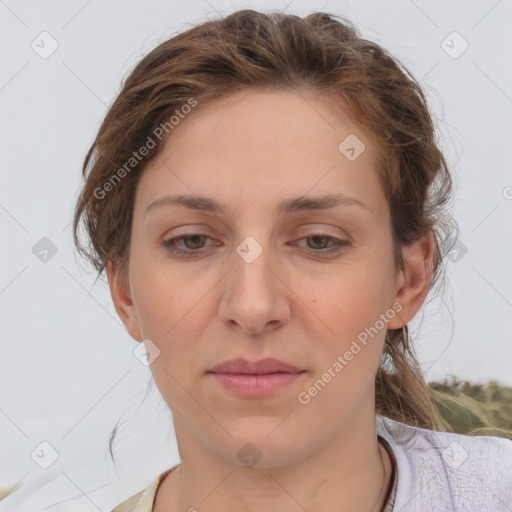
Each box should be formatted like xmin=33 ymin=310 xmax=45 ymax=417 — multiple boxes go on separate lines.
xmin=387 ymin=232 xmax=434 ymax=330
xmin=106 ymin=260 xmax=143 ymax=342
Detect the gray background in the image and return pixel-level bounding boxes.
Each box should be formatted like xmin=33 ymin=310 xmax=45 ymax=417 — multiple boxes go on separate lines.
xmin=1 ymin=0 xmax=511 ymax=510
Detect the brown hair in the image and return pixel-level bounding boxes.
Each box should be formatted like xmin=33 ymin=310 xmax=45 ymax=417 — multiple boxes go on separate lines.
xmin=73 ymin=9 xmax=458 ymax=438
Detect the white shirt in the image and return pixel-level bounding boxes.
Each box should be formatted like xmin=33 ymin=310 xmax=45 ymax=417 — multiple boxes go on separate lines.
xmin=376 ymin=414 xmax=512 ymax=511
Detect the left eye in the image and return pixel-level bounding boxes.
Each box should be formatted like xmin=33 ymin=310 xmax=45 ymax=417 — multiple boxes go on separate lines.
xmin=293 ymin=234 xmax=348 ymax=252
xmin=162 ymin=233 xmax=350 ymax=258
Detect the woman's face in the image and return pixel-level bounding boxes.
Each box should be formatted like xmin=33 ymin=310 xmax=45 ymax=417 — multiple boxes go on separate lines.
xmin=109 ymin=87 xmax=429 ymax=467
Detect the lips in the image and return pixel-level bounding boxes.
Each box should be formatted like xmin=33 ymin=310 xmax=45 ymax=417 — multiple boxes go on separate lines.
xmin=208 ymin=357 xmax=303 ymax=375
xmin=207 ymin=357 xmax=305 ymax=398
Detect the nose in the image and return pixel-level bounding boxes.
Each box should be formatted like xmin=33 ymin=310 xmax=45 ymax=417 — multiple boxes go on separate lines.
xmin=217 ymin=246 xmax=290 ymax=336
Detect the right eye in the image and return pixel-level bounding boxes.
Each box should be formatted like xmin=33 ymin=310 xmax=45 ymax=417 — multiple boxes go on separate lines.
xmin=162 ymin=233 xmax=214 ymax=257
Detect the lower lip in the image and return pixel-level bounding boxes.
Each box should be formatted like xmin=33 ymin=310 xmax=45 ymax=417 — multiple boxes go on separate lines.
xmin=209 ymin=372 xmax=305 ymax=398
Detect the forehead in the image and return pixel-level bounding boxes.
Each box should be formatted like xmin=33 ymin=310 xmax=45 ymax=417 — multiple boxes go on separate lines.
xmin=134 ymin=87 xmax=387 ymax=221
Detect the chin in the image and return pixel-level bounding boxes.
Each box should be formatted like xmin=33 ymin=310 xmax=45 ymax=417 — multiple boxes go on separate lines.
xmin=217 ymin=420 xmax=306 ymax=468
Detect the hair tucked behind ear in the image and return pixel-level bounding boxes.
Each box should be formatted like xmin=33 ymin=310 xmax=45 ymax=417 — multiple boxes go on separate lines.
xmin=72 ymin=9 xmax=477 ymax=458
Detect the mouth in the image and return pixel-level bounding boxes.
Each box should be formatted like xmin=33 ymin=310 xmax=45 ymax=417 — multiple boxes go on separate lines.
xmin=208 ymin=357 xmax=304 ymax=375
xmin=206 ymin=357 xmax=306 ymax=398
xmin=208 ymin=372 xmax=305 ymax=398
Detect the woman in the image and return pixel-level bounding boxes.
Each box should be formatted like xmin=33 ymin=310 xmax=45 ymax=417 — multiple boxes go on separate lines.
xmin=72 ymin=9 xmax=512 ymax=512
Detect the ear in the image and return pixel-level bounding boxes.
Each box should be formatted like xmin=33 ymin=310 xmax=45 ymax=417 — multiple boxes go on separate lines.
xmin=387 ymin=232 xmax=434 ymax=329
xmin=106 ymin=260 xmax=143 ymax=342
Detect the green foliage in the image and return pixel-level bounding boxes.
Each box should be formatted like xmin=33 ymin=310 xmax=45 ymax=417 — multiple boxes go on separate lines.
xmin=429 ymin=377 xmax=512 ymax=439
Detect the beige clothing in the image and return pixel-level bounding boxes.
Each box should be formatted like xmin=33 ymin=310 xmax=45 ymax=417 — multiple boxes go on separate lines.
xmin=112 ymin=464 xmax=179 ymax=512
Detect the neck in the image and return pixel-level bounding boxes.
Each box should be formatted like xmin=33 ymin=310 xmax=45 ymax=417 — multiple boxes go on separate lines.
xmin=154 ymin=414 xmax=393 ymax=512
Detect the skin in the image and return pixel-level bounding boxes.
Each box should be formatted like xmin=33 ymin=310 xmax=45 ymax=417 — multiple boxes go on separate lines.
xmin=107 ymin=87 xmax=433 ymax=512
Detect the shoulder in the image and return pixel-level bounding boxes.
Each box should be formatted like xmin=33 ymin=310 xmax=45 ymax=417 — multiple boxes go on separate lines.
xmin=377 ymin=415 xmax=512 ymax=511
xmin=112 ymin=489 xmax=147 ymax=512
xmin=111 ymin=466 xmax=177 ymax=512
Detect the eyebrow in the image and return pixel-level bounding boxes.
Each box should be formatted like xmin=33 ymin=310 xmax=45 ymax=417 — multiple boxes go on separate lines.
xmin=144 ymin=193 xmax=369 ymax=217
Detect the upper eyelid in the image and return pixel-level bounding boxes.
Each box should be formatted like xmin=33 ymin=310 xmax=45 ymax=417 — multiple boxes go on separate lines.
xmin=164 ymin=223 xmax=350 ymax=237
xmin=164 ymin=230 xmax=347 ymax=240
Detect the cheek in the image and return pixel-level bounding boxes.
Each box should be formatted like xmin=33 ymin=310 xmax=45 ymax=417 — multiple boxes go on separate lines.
xmin=302 ymin=261 xmax=390 ymax=328
xmin=302 ymin=266 xmax=392 ymax=375
xmin=130 ymin=261 xmax=212 ymax=375
xmin=298 ymin=276 xmax=389 ymax=409
xmin=131 ymin=254 xmax=198 ymax=330
xmin=132 ymin=269 xmax=206 ymax=409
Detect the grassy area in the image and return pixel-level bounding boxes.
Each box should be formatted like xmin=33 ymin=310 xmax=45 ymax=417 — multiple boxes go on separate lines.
xmin=430 ymin=377 xmax=512 ymax=439
xmin=2 ymin=377 xmax=511 ymax=500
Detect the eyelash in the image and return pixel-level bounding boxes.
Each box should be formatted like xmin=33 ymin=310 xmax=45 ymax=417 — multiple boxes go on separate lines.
xmin=162 ymin=233 xmax=351 ymax=258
